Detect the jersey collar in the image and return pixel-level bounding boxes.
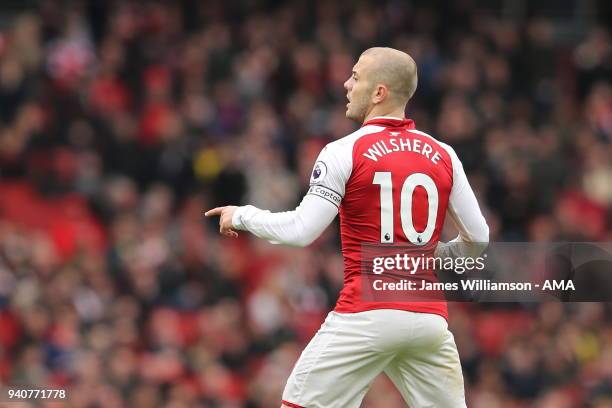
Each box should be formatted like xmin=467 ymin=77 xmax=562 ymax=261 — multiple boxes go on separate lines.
xmin=362 ymin=116 xmax=415 ymax=129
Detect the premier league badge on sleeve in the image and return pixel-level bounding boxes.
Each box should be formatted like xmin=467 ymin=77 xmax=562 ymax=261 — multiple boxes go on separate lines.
xmin=310 ymin=161 xmax=328 ymax=184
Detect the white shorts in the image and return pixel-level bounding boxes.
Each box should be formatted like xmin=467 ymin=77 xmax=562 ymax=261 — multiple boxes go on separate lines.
xmin=282 ymin=309 xmax=466 ymax=408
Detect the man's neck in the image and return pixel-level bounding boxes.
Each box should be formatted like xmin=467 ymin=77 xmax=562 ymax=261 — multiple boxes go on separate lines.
xmin=363 ymin=106 xmax=406 ymax=123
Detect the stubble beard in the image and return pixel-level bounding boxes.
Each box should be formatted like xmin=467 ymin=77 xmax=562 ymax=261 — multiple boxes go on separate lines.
xmin=346 ymin=100 xmax=367 ymax=123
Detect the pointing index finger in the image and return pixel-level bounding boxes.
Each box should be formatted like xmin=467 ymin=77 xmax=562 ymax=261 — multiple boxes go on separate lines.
xmin=204 ymin=207 xmax=225 ymax=217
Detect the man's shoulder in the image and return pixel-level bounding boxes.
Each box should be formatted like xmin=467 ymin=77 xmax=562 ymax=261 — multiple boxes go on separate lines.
xmin=326 ymin=124 xmax=386 ymax=153
xmin=407 ymin=128 xmax=457 ymax=158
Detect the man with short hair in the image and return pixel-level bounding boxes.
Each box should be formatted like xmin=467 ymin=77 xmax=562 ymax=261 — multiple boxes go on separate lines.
xmin=206 ymin=47 xmax=488 ymax=408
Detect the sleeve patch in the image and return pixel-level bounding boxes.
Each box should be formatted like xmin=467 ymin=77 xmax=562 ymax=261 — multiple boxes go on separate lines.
xmin=309 ymin=161 xmax=328 ymax=184
xmin=307 ymin=185 xmax=342 ymax=208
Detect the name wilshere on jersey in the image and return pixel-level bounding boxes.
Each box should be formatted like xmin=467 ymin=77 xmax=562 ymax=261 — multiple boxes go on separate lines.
xmin=363 ymin=134 xmax=443 ymax=164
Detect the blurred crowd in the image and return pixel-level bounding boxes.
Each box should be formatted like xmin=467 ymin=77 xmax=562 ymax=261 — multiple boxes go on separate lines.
xmin=0 ymin=0 xmax=611 ymax=407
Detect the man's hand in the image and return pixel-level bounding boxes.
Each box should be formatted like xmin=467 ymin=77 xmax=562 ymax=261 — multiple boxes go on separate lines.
xmin=204 ymin=206 xmax=239 ymax=238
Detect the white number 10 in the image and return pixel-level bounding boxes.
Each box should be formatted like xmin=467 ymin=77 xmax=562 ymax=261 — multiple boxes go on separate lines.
xmin=372 ymin=172 xmax=438 ymax=245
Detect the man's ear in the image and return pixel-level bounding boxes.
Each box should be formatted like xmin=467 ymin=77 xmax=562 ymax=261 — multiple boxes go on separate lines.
xmin=372 ymin=84 xmax=388 ymax=104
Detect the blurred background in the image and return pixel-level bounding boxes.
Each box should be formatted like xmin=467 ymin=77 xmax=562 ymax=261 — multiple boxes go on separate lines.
xmin=0 ymin=0 xmax=610 ymax=407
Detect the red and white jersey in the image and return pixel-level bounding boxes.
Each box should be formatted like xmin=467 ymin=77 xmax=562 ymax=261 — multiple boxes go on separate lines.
xmin=307 ymin=117 xmax=482 ymax=319
xmin=233 ymin=116 xmax=488 ymax=320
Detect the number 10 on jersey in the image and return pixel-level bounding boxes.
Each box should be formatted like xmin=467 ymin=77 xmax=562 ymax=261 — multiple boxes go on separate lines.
xmin=373 ymin=172 xmax=439 ymax=245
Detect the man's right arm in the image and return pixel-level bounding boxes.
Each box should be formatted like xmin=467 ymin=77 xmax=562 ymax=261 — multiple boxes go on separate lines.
xmin=231 ymin=195 xmax=338 ymax=247
xmin=231 ymin=142 xmax=350 ymax=247
xmin=436 ymin=146 xmax=489 ymax=259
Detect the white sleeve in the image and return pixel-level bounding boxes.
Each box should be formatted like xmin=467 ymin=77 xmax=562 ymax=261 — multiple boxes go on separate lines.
xmin=231 ymin=195 xmax=338 ymax=247
xmin=304 ymin=143 xmax=351 ymax=208
xmin=435 ymin=145 xmax=489 ymax=259
xmin=231 ymin=143 xmax=351 ymax=247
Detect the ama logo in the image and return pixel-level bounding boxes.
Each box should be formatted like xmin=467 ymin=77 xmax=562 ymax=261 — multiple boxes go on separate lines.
xmin=310 ymin=161 xmax=328 ymax=184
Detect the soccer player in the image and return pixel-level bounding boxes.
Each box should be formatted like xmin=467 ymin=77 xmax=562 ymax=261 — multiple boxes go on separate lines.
xmin=206 ymin=47 xmax=489 ymax=408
